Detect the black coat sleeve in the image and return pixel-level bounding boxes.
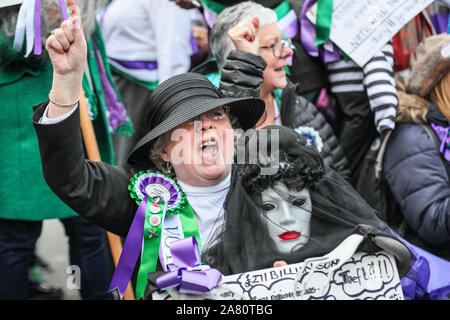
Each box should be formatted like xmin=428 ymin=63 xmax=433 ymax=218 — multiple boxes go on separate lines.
xmin=32 ymin=101 xmax=137 ymax=237
xmin=219 ymin=50 xmax=266 ymax=99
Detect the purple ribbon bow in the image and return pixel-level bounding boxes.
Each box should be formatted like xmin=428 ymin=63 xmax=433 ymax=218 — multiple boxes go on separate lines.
xmin=430 ymin=123 xmax=450 ymax=161
xmin=156 ymin=237 xmax=222 ymax=295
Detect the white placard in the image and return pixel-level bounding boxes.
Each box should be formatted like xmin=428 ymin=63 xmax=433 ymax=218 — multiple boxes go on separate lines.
xmin=153 ymin=251 xmax=404 ymax=300
xmin=307 ymin=0 xmax=434 ymax=67
xmin=0 ymin=0 xmax=23 ymax=8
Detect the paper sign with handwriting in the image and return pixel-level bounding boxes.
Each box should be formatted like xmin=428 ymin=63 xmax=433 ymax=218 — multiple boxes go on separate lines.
xmin=307 ymin=0 xmax=433 ymax=66
xmin=153 ymin=251 xmax=404 ymax=300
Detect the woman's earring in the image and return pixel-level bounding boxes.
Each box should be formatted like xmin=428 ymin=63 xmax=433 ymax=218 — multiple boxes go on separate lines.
xmin=166 ymin=162 xmax=172 ymax=174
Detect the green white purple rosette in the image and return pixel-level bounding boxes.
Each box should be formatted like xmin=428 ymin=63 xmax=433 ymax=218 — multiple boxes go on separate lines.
xmin=128 ymin=170 xmax=187 ymax=216
xmin=295 ymin=126 xmax=324 ymax=152
xmin=110 ymin=169 xmax=192 ymax=300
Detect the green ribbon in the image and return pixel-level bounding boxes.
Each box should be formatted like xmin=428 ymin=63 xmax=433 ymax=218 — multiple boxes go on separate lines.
xmin=130 ymin=170 xmax=202 ymax=299
xmin=135 ymin=198 xmax=164 ymax=299
xmin=273 ymin=1 xmax=291 ymax=20
xmin=178 ymin=204 xmax=203 ymax=254
xmin=341 ymin=50 xmax=350 ymax=62
xmin=314 ymin=0 xmax=334 ymax=46
xmin=135 ymin=199 xmax=202 ymax=299
xmin=200 ymin=0 xmax=227 ymax=14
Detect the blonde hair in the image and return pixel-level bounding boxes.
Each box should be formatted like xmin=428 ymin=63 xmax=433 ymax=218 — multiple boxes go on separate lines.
xmin=430 ymin=72 xmax=450 ymax=120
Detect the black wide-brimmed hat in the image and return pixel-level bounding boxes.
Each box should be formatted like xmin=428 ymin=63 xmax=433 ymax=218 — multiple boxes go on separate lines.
xmin=127 ymin=72 xmax=266 ymax=166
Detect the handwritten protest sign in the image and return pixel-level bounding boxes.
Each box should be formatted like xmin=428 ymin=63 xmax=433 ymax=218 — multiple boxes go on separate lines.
xmin=306 ymin=0 xmax=433 ymax=67
xmin=152 ymin=251 xmax=404 ymax=300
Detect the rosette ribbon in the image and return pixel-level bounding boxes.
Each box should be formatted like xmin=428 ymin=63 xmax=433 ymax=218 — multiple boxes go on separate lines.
xmin=274 ymin=1 xmax=299 ymax=40
xmin=274 ymin=1 xmax=299 ymax=67
xmin=314 ymin=0 xmax=333 ymax=46
xmin=109 ymin=170 xmax=201 ymax=300
xmin=156 ymin=237 xmax=222 ymax=294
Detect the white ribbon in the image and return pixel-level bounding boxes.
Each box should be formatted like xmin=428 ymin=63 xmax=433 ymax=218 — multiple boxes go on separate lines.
xmin=24 ymin=0 xmax=36 ymax=57
xmin=159 ymin=213 xmax=185 ymax=271
xmin=12 ymin=0 xmax=32 ymax=53
xmin=277 ymin=9 xmax=298 ymax=35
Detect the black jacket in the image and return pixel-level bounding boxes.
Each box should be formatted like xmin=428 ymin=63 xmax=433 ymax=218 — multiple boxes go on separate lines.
xmin=217 ymin=50 xmax=350 ymax=180
xmin=32 ymin=102 xmax=138 ymax=237
xmin=383 ymin=103 xmax=450 ymax=260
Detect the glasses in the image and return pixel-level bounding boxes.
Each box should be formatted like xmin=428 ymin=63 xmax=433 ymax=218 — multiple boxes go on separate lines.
xmin=181 ymin=106 xmax=229 ymax=127
xmin=260 ymin=38 xmax=294 ymax=58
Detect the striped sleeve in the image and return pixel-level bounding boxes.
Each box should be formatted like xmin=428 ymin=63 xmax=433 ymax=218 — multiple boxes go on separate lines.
xmin=326 ymin=59 xmax=365 ymax=93
xmin=362 ymin=43 xmax=398 ymax=133
xmin=325 ymin=43 xmax=398 ymax=134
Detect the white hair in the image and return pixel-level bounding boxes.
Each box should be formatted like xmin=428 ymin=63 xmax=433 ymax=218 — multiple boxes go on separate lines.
xmin=209 ymin=1 xmax=277 ymax=70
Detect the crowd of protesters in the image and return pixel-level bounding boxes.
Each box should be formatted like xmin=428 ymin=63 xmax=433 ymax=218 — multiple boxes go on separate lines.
xmin=0 ymin=0 xmax=449 ymax=300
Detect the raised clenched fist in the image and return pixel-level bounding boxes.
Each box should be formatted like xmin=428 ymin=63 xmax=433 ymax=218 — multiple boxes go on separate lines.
xmin=227 ymin=16 xmax=260 ymax=56
xmin=45 ymin=0 xmax=86 ymax=77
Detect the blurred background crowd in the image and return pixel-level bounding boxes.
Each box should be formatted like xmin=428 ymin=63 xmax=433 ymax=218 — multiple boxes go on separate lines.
xmin=0 ymin=0 xmax=449 ymax=300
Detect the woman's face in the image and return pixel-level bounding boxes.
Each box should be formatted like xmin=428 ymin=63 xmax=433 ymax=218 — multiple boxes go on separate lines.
xmin=261 ymin=181 xmax=312 ymax=254
xmin=161 ymin=107 xmax=234 ymax=186
xmin=257 ymin=23 xmax=294 ymax=95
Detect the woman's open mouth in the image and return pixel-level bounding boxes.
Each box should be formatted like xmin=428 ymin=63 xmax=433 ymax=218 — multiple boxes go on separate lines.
xmin=278 ymin=231 xmax=301 ymax=240
xmin=200 ymin=137 xmax=220 ymax=164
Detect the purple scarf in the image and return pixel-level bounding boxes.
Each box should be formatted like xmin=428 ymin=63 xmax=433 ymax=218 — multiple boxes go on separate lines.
xmin=430 ymin=123 xmax=450 ymax=162
xmin=93 ymin=44 xmax=128 ymax=131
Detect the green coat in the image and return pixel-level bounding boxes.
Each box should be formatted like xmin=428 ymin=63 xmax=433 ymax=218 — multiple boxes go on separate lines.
xmin=0 ymin=26 xmax=123 ymax=220
xmin=0 ymin=57 xmax=80 ymax=220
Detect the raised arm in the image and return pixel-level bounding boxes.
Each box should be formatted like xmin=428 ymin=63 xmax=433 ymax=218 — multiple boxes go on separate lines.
xmin=219 ymin=17 xmax=266 ymax=98
xmin=45 ymin=0 xmax=86 ymax=118
xmin=32 ymin=0 xmax=136 ymax=236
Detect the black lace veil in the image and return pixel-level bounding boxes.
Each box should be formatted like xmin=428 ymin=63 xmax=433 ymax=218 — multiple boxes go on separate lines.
xmin=202 ymin=125 xmax=410 ymax=276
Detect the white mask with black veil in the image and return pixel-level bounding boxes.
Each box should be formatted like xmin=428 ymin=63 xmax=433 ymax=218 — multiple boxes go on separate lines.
xmin=201 ymin=125 xmax=411 ymax=278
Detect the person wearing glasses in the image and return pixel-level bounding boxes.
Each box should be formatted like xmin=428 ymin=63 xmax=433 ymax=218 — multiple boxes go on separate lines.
xmin=206 ymin=1 xmax=350 ymax=180
xmin=31 ymin=0 xmax=266 ymax=299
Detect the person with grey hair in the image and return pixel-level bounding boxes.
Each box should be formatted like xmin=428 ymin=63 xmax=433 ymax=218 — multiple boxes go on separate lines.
xmin=0 ymin=0 xmax=118 ymax=299
xmin=174 ymin=0 xmax=328 ymax=100
xmin=204 ymin=1 xmax=350 ymax=180
xmin=208 ymin=1 xmax=277 ymax=71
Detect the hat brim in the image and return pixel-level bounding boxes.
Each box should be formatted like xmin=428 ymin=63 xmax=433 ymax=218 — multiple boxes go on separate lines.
xmin=127 ymin=96 xmax=265 ymax=166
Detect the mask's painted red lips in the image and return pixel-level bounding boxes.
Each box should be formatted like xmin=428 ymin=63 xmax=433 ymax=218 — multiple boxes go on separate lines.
xmin=278 ymin=231 xmax=301 ymax=240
